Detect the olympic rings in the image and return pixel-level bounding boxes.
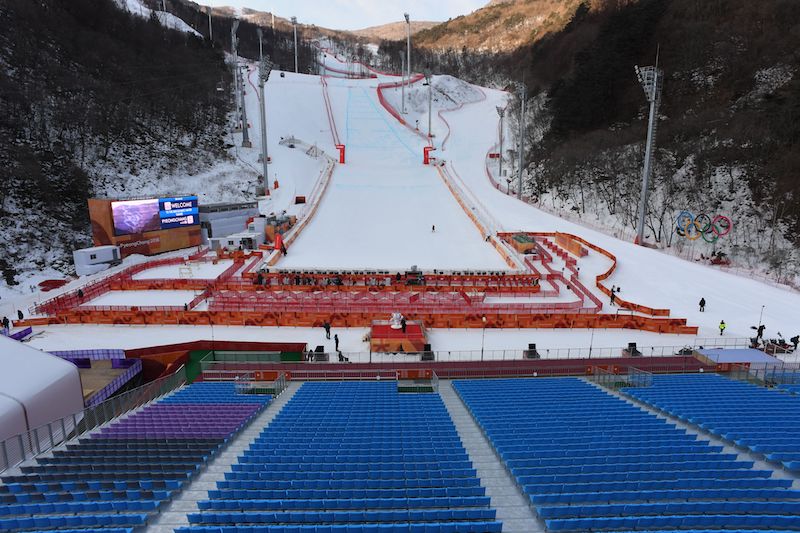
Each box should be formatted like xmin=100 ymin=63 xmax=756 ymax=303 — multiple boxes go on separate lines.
xmin=675 ymin=211 xmax=732 ymax=242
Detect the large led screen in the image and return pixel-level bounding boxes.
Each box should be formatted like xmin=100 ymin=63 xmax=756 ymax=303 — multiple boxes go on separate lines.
xmin=111 ymin=195 xmax=199 ymax=236
xmin=111 ymin=199 xmax=161 ymax=236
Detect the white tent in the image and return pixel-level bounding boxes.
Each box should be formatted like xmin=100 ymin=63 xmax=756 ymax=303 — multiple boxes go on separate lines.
xmin=0 ymin=335 xmax=84 ymax=443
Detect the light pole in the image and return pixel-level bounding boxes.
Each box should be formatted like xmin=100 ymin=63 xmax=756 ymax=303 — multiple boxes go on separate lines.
xmin=496 ymin=106 xmax=506 ymax=178
xmin=513 ymin=82 xmax=526 ymax=200
xmin=256 ymin=28 xmax=272 ymax=197
xmin=424 ymin=70 xmax=433 ymax=140
xmin=634 ymin=52 xmax=664 ymax=246
xmin=291 ymin=16 xmax=299 ymax=74
xmin=205 ymin=6 xmax=212 ymax=42
xmin=404 ymin=13 xmax=411 ymax=85
xmin=481 ymin=316 xmax=487 ymax=361
xmin=758 ymin=305 xmax=765 ymax=329
xmin=400 ymin=53 xmax=406 ymax=114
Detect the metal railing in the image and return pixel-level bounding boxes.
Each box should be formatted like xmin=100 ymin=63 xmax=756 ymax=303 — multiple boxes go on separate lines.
xmin=0 ymin=365 xmax=187 ymax=474
xmin=727 ymin=362 xmax=800 ymax=386
xmin=589 ymin=366 xmax=652 ymax=390
xmin=431 ymin=371 xmax=440 ymax=393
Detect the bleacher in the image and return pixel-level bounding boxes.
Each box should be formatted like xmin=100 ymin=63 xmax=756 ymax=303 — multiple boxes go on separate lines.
xmin=0 ymin=382 xmax=270 ymax=532
xmin=624 ymin=373 xmax=800 ymax=471
xmin=180 ymin=381 xmax=501 ymax=533
xmin=454 ymin=377 xmax=800 ymax=532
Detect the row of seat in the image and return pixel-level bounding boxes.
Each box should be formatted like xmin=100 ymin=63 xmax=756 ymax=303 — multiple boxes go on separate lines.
xmin=198 ymin=497 xmax=491 ymax=512
xmin=546 ymin=513 xmax=800 ymax=531
xmin=177 ymin=522 xmax=503 ymax=533
xmin=188 ymin=509 xmax=496 ymax=524
xmin=207 ymin=488 xmax=487 ymax=501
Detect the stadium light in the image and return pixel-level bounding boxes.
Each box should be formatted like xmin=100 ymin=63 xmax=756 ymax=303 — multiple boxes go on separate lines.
xmin=512 ymin=82 xmax=526 ymax=199
xmin=256 ymin=28 xmax=273 ymax=197
xmin=291 ymin=17 xmax=299 ymax=73
xmin=496 ymin=106 xmax=506 ymax=178
xmin=634 ymin=50 xmax=664 ymax=246
xmin=424 ymin=70 xmax=433 ymax=141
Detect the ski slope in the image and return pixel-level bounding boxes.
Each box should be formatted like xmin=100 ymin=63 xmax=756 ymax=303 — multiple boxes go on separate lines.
xmin=276 ymin=74 xmax=509 ymax=271
xmin=440 ymin=84 xmax=800 ymax=341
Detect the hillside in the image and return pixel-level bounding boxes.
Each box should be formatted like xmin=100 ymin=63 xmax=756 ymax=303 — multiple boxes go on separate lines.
xmin=351 ymin=21 xmax=439 ymax=41
xmin=414 ymin=0 xmax=587 ymax=52
xmin=0 ymin=0 xmax=232 ymax=286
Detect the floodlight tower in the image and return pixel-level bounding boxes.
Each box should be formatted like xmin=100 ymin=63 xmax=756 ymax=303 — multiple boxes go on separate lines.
xmin=513 ymin=82 xmax=527 ymax=199
xmin=424 ymin=70 xmax=433 ymax=141
xmin=231 ymin=20 xmax=250 ymax=147
xmin=404 ymin=13 xmax=411 ymax=82
xmin=205 ymin=6 xmax=212 ymax=42
xmin=496 ymin=106 xmax=506 ymax=178
xmin=291 ymin=16 xmax=299 ymax=73
xmin=256 ymin=28 xmax=273 ymax=195
xmin=400 ymin=53 xmax=406 ymax=114
xmin=231 ymin=20 xmax=240 ymax=117
xmin=634 ymin=55 xmax=664 ymax=246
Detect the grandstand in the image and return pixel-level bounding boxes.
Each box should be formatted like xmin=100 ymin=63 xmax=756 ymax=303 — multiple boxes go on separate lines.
xmin=4 ymin=365 xmax=800 ymax=532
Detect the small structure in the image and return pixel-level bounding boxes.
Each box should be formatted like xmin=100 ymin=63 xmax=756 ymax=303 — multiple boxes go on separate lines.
xmin=73 ymin=245 xmax=121 ymax=276
xmin=199 ymin=201 xmax=260 ymax=243
xmin=509 ymin=234 xmax=536 ymax=254
xmin=370 ymin=319 xmax=427 ymax=353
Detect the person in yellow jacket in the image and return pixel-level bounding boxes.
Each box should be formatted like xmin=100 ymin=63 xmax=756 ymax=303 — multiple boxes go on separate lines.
xmin=719 ymin=320 xmax=727 ymax=336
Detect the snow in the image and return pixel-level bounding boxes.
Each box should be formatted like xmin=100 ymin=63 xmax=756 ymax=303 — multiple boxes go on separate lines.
xmin=437 ymin=84 xmax=800 ymax=341
xmin=22 ymin=324 xmax=747 ymax=364
xmin=276 ymin=74 xmax=508 ymax=271
xmin=81 ymin=290 xmax=199 ymax=308
xmin=116 ymin=0 xmax=202 ymax=37
xmin=132 ymin=259 xmax=233 ymax=280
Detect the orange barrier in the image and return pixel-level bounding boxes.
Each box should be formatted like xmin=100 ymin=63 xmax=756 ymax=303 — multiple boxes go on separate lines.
xmin=35 ymin=308 xmax=697 ymax=334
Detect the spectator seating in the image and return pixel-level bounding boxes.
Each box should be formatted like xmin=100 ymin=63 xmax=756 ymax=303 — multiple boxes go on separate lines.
xmin=454 ymin=377 xmax=800 ymax=532
xmin=0 ymin=382 xmax=270 ymax=532
xmin=179 ymin=381 xmax=502 ymax=533
xmin=624 ymin=373 xmax=800 ymax=472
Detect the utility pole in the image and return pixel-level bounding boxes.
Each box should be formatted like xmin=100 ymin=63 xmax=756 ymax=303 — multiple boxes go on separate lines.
xmin=514 ymin=82 xmax=526 ymax=199
xmin=231 ymin=20 xmax=250 ymax=148
xmin=240 ymin=64 xmax=251 ymax=147
xmin=496 ymin=106 xmax=506 ymax=178
xmin=291 ymin=17 xmax=299 ymax=74
xmin=206 ymin=6 xmax=212 ymax=42
xmin=424 ymin=71 xmax=433 ymax=141
xmin=231 ymin=21 xmax=240 ymax=124
xmin=634 ymin=49 xmax=664 ymax=246
xmin=404 ymin=13 xmax=411 ymax=87
xmin=400 ymin=54 xmax=406 ymax=114
xmin=257 ymin=28 xmax=272 ymax=196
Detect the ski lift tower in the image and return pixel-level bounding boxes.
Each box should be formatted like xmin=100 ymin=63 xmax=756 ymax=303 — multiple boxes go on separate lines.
xmin=634 ymin=57 xmax=664 ymax=246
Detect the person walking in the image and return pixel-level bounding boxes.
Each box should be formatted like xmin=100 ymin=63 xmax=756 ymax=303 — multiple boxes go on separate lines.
xmin=719 ymin=320 xmax=727 ymax=336
xmin=2 ymin=316 xmax=9 ymax=336
xmin=791 ymin=335 xmax=799 ymax=352
xmin=17 ymin=310 xmax=23 ymax=321
xmin=431 ymin=225 xmax=435 ymax=232
xmin=323 ymin=321 xmax=331 ymax=339
xmin=699 ymin=297 xmax=706 ymax=312
xmin=401 ymin=316 xmax=407 ymax=334
xmin=610 ymin=286 xmax=616 ymax=305
xmin=756 ymin=324 xmax=766 ymax=340
xmin=334 ymin=334 xmax=339 ymax=351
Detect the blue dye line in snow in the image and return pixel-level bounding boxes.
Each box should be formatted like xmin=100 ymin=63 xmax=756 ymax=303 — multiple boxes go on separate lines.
xmin=359 ymin=87 xmax=418 ymax=157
